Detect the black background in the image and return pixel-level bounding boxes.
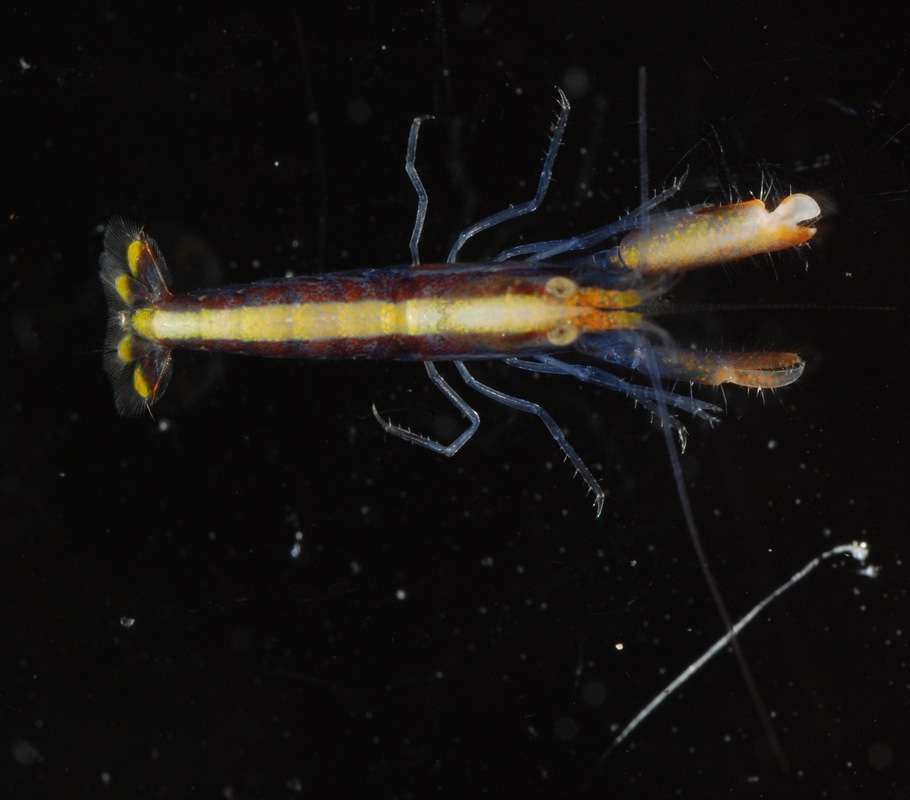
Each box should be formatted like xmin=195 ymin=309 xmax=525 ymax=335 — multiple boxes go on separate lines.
xmin=4 ymin=5 xmax=908 ymax=798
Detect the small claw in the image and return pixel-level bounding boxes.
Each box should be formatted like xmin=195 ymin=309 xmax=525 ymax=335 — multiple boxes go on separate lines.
xmin=371 ymin=403 xmax=392 ymax=432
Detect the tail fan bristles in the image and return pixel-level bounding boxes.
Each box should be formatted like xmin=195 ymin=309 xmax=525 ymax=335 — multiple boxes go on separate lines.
xmin=99 ymin=217 xmax=174 ymax=416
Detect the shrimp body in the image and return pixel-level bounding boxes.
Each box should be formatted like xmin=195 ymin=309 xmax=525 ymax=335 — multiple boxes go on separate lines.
xmin=128 ymin=260 xmax=645 ymax=361
xmin=100 ymin=88 xmax=820 ymax=513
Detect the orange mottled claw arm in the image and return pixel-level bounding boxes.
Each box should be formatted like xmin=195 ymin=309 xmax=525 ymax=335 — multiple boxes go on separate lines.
xmin=651 ymin=347 xmax=805 ymax=389
xmin=614 ymin=194 xmax=821 ymax=274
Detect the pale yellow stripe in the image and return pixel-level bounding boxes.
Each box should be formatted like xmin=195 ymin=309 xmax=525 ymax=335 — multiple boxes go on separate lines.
xmin=137 ymin=296 xmax=585 ymax=344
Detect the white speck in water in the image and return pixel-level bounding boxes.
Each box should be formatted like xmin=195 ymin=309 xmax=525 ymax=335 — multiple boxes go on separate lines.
xmin=614 ymin=642 xmax=624 ymax=651
xmin=767 ymin=439 xmax=778 ymax=450
xmin=291 ymin=239 xmax=300 ymax=249
xmin=119 ymin=616 xmax=135 ymax=629
xmin=273 ymin=160 xmax=280 ymax=168
xmin=157 ymin=419 xmax=170 ymax=432
xmin=481 ymin=556 xmax=494 ymax=568
xmin=290 ymin=531 xmax=303 ymax=559
xmin=19 ymin=57 xmax=32 ymax=72
xmin=395 ymin=588 xmax=407 ymax=601
xmin=101 ymin=772 xmax=112 ymax=785
xmin=350 ymin=561 xmax=362 ymax=575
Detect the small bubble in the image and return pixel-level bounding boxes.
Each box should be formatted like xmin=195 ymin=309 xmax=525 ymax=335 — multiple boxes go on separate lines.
xmin=562 ymin=66 xmax=591 ymax=98
xmin=347 ymin=97 xmax=372 ymax=125
xmin=582 ymin=681 xmax=606 ymax=707
xmin=554 ymin=716 xmax=579 ymax=742
xmin=11 ymin=739 xmax=42 ymax=766
xmin=119 ymin=616 xmax=135 ymax=629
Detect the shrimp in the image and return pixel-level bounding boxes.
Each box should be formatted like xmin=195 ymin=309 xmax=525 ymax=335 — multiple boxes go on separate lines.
xmin=99 ymin=89 xmax=819 ymax=517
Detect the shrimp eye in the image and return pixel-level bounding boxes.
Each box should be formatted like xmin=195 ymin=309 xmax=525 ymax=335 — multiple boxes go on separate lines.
xmin=545 ymin=276 xmax=577 ymax=299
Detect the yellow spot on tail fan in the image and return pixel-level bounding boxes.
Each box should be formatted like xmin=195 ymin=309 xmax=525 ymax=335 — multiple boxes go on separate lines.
xmin=132 ymin=364 xmax=151 ymax=400
xmin=127 ymin=240 xmax=143 ymax=277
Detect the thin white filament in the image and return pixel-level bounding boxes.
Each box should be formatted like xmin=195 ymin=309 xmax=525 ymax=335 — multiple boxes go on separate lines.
xmin=606 ymin=541 xmax=873 ymax=756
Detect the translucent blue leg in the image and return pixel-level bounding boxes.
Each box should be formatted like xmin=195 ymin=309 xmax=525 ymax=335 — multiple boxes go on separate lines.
xmin=493 ymin=180 xmax=685 ymax=263
xmin=446 ymin=88 xmax=571 ymax=263
xmin=408 ymin=91 xmax=570 ymax=481
xmin=506 ymin=355 xmax=721 ymax=420
xmin=506 ymin=355 xmax=721 ymax=452
xmin=586 ymin=246 xmax=621 ymax=269
xmin=372 ymin=361 xmax=481 ymax=456
xmin=405 ymin=115 xmax=434 ymax=266
xmin=372 ymin=116 xmax=482 ymax=454
xmin=453 ymin=362 xmax=605 ymax=516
